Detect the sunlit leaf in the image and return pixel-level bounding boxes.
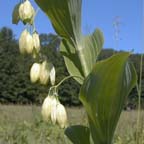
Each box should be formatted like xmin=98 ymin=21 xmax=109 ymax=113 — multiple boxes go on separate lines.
xmin=60 ymin=40 xmax=84 ymax=84
xmin=81 ymin=29 xmax=104 ymax=75
xmin=35 ymin=0 xmax=81 ymax=45
xmin=35 ymin=0 xmax=104 ymax=84
xmin=80 ymin=52 xmax=137 ymax=144
xmin=60 ymin=29 xmax=104 ymax=84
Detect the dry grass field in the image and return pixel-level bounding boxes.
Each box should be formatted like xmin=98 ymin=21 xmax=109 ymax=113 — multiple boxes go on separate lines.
xmin=0 ymin=105 xmax=144 ymax=144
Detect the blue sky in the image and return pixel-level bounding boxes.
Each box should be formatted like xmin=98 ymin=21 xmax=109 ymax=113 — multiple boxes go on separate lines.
xmin=0 ymin=0 xmax=143 ymax=53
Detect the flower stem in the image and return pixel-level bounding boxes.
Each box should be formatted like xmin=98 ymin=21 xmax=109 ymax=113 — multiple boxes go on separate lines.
xmin=48 ymin=75 xmax=83 ymax=101
xmin=55 ymin=75 xmax=83 ymax=88
xmin=136 ymin=54 xmax=143 ymax=144
xmin=49 ymin=75 xmax=83 ymax=95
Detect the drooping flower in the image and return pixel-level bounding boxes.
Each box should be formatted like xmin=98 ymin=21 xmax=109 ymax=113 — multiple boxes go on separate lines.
xmin=50 ymin=65 xmax=56 ymax=86
xmin=51 ymin=102 xmax=57 ymax=124
xmin=55 ymin=103 xmax=68 ymax=128
xmin=39 ymin=61 xmax=50 ymax=85
xmin=41 ymin=94 xmax=68 ymax=128
xmin=19 ymin=0 xmax=35 ymax=24
xmin=19 ymin=29 xmax=27 ymax=54
xmin=19 ymin=29 xmax=34 ymax=54
xmin=30 ymin=63 xmax=41 ymax=83
xmin=32 ymin=32 xmax=40 ymax=53
xmin=41 ymin=96 xmax=57 ymax=122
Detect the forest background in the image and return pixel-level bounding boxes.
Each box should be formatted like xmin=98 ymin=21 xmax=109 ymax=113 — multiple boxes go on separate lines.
xmin=0 ymin=27 xmax=143 ymax=109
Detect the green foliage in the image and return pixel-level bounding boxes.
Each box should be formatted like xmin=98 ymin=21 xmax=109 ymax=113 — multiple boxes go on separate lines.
xmin=80 ymin=53 xmax=137 ymax=144
xmin=65 ymin=125 xmax=90 ymax=144
xmin=0 ymin=27 xmax=14 ymax=41
xmin=35 ymin=0 xmax=104 ymax=84
xmin=0 ymin=27 xmax=81 ymax=105
xmin=0 ymin=40 xmax=45 ymax=103
xmin=35 ymin=0 xmax=82 ymax=45
xmin=34 ymin=0 xmax=138 ymax=143
xmin=99 ymin=49 xmax=144 ymax=109
xmin=60 ymin=29 xmax=104 ymax=84
xmin=0 ymin=27 xmax=143 ymax=106
xmin=2 ymin=0 xmax=144 ymax=143
xmin=0 ymin=27 xmax=47 ymax=104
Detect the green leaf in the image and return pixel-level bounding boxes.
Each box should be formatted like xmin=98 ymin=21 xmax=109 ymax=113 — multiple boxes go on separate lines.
xmin=81 ymin=29 xmax=104 ymax=75
xmin=80 ymin=52 xmax=137 ymax=144
xmin=60 ymin=39 xmax=84 ymax=84
xmin=35 ymin=0 xmax=104 ymax=84
xmin=12 ymin=3 xmax=20 ymax=24
xmin=35 ymin=0 xmax=81 ymax=45
xmin=60 ymin=29 xmax=104 ymax=84
xmin=65 ymin=125 xmax=90 ymax=144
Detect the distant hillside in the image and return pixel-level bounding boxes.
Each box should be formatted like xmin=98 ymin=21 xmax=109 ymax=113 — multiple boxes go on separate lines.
xmin=0 ymin=27 xmax=143 ymax=109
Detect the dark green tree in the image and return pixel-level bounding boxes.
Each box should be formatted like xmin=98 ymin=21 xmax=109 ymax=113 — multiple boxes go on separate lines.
xmin=0 ymin=27 xmax=143 ymax=108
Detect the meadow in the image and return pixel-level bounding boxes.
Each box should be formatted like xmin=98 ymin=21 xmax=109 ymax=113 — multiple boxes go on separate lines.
xmin=0 ymin=105 xmax=144 ymax=144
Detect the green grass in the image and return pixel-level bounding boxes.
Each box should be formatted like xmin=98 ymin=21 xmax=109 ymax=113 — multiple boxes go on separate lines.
xmin=0 ymin=105 xmax=144 ymax=144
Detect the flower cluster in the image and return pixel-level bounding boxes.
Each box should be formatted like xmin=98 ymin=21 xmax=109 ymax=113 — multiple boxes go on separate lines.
xmin=30 ymin=61 xmax=55 ymax=85
xmin=12 ymin=0 xmax=68 ymax=129
xmin=19 ymin=30 xmax=40 ymax=55
xmin=13 ymin=0 xmax=56 ymax=86
xmin=19 ymin=0 xmax=35 ymax=24
xmin=41 ymin=95 xmax=68 ymax=128
xmin=18 ymin=0 xmax=40 ymax=57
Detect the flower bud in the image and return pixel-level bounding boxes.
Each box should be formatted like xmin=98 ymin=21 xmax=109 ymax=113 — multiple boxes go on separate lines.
xmin=19 ymin=29 xmax=34 ymax=54
xmin=19 ymin=0 xmax=35 ymax=24
xmin=32 ymin=32 xmax=40 ymax=53
xmin=50 ymin=65 xmax=56 ymax=86
xmin=19 ymin=29 xmax=27 ymax=54
xmin=30 ymin=63 xmax=41 ymax=83
xmin=41 ymin=96 xmax=57 ymax=122
xmin=56 ymin=103 xmax=68 ymax=128
xmin=39 ymin=61 xmax=50 ymax=85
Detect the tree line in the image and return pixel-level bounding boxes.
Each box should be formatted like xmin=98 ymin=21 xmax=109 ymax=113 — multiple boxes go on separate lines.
xmin=0 ymin=27 xmax=143 ymax=108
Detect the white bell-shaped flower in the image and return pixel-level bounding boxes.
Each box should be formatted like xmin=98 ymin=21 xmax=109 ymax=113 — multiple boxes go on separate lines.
xmin=32 ymin=32 xmax=40 ymax=53
xmin=30 ymin=63 xmax=41 ymax=83
xmin=19 ymin=29 xmax=27 ymax=54
xmin=19 ymin=29 xmax=34 ymax=54
xmin=51 ymin=103 xmax=57 ymax=124
xmin=56 ymin=103 xmax=68 ymax=128
xmin=39 ymin=61 xmax=50 ymax=85
xmin=50 ymin=65 xmax=56 ymax=86
xmin=25 ymin=31 xmax=34 ymax=54
xmin=41 ymin=96 xmax=57 ymax=122
xmin=19 ymin=0 xmax=35 ymax=24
